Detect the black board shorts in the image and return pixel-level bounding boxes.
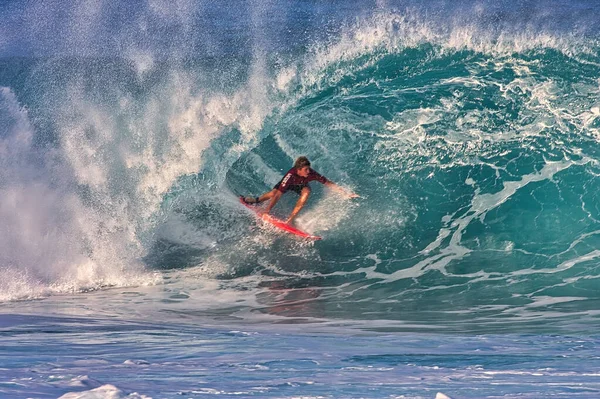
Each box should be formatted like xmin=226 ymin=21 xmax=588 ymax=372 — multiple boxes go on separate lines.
xmin=273 ymin=180 xmax=306 ymax=195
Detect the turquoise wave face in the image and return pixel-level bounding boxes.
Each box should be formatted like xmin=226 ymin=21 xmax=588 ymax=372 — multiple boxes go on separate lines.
xmin=206 ymin=39 xmax=600 ymax=329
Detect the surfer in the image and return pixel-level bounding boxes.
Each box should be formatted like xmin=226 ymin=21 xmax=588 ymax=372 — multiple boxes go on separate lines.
xmin=242 ymin=156 xmax=359 ymax=224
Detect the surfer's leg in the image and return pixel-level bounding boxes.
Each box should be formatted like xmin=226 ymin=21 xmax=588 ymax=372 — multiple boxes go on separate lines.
xmin=286 ymin=186 xmax=310 ymax=223
xmin=244 ymin=189 xmax=277 ymax=204
xmin=258 ymin=189 xmax=278 ymax=203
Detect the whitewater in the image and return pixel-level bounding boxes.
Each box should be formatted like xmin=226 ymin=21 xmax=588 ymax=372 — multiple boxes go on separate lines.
xmin=2 ymin=0 xmax=600 ymax=397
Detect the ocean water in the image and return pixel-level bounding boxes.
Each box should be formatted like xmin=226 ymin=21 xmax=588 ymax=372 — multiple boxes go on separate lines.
xmin=2 ymin=0 xmax=600 ymax=398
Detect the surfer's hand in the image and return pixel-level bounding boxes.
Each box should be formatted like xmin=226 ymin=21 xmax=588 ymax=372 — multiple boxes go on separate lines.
xmin=348 ymin=192 xmax=360 ymax=199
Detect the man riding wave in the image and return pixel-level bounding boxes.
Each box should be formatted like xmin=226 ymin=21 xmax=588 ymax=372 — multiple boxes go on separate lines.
xmin=242 ymin=156 xmax=359 ymax=224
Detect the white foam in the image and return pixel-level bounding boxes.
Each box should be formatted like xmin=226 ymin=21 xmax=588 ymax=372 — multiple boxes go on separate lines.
xmin=0 ymin=9 xmax=287 ymax=300
xmin=294 ymin=10 xmax=593 ymax=102
xmin=125 ymin=49 xmax=155 ymax=79
xmin=58 ymin=384 xmax=151 ymax=399
xmin=524 ymin=296 xmax=588 ymax=308
xmin=0 ymin=87 xmax=156 ymax=301
xmin=296 ymin=191 xmax=355 ymax=234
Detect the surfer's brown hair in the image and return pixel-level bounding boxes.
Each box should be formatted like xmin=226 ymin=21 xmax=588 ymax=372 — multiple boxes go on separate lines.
xmin=294 ymin=156 xmax=311 ymax=169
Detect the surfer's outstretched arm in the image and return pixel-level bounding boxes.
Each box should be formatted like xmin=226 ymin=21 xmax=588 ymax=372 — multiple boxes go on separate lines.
xmin=324 ymin=181 xmax=359 ymax=198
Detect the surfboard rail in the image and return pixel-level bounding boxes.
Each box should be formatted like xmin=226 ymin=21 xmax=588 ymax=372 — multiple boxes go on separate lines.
xmin=239 ymin=197 xmax=322 ymax=240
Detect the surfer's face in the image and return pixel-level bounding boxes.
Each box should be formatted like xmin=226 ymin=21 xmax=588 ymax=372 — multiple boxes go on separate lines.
xmin=298 ymin=166 xmax=310 ymax=177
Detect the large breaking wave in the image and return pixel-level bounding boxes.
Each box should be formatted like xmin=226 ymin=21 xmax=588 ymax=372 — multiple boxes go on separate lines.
xmin=2 ymin=1 xmax=600 ymax=330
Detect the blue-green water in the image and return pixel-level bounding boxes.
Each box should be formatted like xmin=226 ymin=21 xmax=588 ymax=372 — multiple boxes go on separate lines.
xmin=167 ymin=13 xmax=600 ymax=331
xmin=2 ymin=1 xmax=600 ymax=398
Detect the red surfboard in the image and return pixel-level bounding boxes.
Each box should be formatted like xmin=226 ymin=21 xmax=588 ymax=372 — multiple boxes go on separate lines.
xmin=239 ymin=197 xmax=322 ymax=240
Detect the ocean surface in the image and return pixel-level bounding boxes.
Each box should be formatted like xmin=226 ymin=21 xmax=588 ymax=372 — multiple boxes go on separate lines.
xmin=2 ymin=0 xmax=600 ymax=398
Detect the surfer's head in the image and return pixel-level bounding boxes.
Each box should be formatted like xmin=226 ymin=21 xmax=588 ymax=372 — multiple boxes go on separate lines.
xmin=294 ymin=156 xmax=311 ymax=177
